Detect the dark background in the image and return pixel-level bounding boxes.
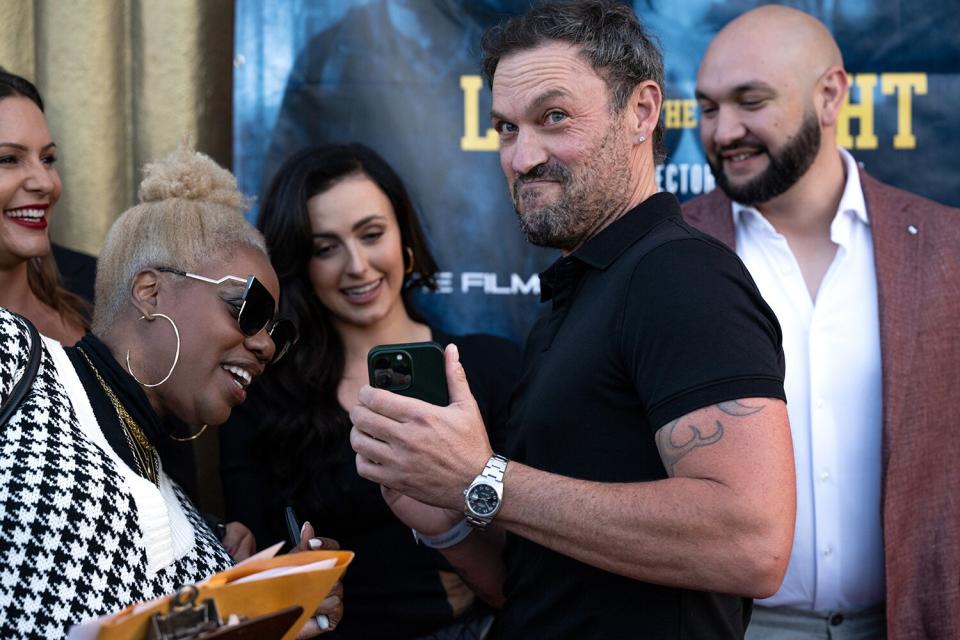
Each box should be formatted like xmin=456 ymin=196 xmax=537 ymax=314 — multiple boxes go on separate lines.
xmin=234 ymin=0 xmax=959 ymax=344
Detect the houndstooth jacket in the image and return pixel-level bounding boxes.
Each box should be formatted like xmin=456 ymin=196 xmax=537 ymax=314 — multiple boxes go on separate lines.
xmin=0 ymin=308 xmax=233 ymax=638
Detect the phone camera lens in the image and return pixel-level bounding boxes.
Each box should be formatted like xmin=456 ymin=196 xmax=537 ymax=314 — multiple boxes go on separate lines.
xmin=375 ymin=371 xmax=393 ymax=388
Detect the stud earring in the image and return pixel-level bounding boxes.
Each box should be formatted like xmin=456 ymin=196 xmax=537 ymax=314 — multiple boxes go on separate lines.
xmin=638 ymin=135 xmax=647 ymax=143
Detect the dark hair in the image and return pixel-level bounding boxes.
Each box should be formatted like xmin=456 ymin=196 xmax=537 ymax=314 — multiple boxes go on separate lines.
xmin=0 ymin=68 xmax=44 ymax=111
xmin=0 ymin=68 xmax=91 ymax=330
xmin=254 ymin=143 xmax=438 ymax=510
xmin=481 ymin=0 xmax=665 ymax=160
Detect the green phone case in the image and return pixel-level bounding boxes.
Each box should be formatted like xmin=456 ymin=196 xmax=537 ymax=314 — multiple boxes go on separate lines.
xmin=367 ymin=341 xmax=449 ymax=406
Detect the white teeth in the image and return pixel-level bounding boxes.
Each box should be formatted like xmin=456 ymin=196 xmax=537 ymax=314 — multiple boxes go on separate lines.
xmin=729 ymin=152 xmax=756 ymax=162
xmin=4 ymin=208 xmax=45 ymax=219
xmin=222 ymin=365 xmax=252 ymax=388
xmin=344 ymin=280 xmax=381 ymax=296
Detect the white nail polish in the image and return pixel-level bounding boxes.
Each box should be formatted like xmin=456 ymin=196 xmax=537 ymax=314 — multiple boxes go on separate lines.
xmin=309 ymin=538 xmax=323 ymax=549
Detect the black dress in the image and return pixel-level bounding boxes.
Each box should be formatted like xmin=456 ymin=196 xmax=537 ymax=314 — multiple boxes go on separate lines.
xmin=219 ymin=328 xmax=520 ymax=639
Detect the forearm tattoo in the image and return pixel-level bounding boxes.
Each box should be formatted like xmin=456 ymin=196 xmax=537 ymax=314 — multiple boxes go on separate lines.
xmin=655 ymin=400 xmax=765 ymax=475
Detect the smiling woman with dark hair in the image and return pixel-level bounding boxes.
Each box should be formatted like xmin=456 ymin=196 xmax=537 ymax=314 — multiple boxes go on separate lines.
xmin=0 ymin=68 xmax=90 ymax=344
xmin=0 ymin=145 xmax=306 ymax=638
xmin=220 ymin=143 xmax=520 ymax=639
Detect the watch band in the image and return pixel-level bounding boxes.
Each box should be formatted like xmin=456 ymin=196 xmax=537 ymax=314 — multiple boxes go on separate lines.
xmin=479 ymin=454 xmax=508 ymax=482
xmin=411 ymin=518 xmax=474 ymax=549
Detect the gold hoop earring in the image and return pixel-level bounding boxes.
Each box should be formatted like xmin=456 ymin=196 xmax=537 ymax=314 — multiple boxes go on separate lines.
xmin=126 ymin=313 xmax=181 ymax=388
xmin=404 ymin=246 xmax=415 ymax=275
xmin=169 ymin=424 xmax=209 ymax=442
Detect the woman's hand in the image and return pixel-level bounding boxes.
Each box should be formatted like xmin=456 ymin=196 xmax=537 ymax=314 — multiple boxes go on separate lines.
xmin=221 ymin=522 xmax=257 ymax=561
xmin=293 ymin=521 xmax=343 ymax=637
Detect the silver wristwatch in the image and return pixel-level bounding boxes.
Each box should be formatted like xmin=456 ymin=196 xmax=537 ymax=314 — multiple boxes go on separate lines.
xmin=463 ymin=454 xmax=508 ymax=529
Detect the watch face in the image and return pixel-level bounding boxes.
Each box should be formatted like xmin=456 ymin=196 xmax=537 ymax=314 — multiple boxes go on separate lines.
xmin=467 ymin=483 xmax=500 ymax=516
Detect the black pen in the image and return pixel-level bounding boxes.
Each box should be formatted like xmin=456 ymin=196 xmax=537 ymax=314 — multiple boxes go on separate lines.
xmin=284 ymin=506 xmax=301 ymax=549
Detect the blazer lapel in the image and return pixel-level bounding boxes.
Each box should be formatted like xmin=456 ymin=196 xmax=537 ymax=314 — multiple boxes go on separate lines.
xmin=861 ymin=171 xmax=920 ymax=472
xmin=681 ymin=189 xmax=736 ymax=250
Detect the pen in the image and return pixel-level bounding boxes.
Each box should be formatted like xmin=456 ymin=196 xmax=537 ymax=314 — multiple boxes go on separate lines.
xmin=284 ymin=506 xmax=300 ymax=548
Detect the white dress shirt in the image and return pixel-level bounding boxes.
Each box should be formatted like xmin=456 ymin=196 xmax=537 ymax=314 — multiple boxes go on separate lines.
xmin=732 ymin=148 xmax=885 ymax=610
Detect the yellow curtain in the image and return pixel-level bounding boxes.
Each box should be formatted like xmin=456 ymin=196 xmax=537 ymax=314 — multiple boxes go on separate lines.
xmin=0 ymin=0 xmax=235 ymax=257
xmin=0 ymin=0 xmax=235 ymax=515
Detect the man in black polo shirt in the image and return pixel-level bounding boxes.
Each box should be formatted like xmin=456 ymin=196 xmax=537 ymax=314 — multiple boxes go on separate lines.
xmin=350 ymin=1 xmax=796 ymax=637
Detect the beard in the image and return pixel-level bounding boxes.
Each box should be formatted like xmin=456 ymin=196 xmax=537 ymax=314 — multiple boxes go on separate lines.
xmin=711 ymin=109 xmax=821 ymax=206
xmin=510 ymin=120 xmax=632 ymax=252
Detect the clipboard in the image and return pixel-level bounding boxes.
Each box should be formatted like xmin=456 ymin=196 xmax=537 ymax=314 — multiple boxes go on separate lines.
xmin=201 ymin=606 xmax=304 ymax=638
xmin=86 ymin=549 xmax=353 ymax=640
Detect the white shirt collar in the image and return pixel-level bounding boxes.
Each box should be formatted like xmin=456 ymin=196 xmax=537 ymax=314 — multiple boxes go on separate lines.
xmin=835 ymin=147 xmax=869 ymax=225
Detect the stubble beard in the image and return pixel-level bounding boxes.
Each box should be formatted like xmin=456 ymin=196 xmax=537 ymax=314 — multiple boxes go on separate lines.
xmin=711 ymin=109 xmax=822 ymax=206
xmin=512 ymin=120 xmax=632 ymax=252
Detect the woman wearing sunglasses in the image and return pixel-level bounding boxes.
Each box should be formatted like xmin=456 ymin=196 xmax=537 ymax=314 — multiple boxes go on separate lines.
xmin=219 ymin=143 xmax=520 ymax=639
xmin=0 ymin=145 xmax=324 ymax=638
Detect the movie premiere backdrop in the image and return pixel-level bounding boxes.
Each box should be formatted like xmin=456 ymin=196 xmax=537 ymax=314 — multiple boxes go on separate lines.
xmin=234 ymin=0 xmax=959 ymax=344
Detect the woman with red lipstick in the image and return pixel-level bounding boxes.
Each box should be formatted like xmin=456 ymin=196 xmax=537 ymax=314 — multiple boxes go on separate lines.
xmin=220 ymin=144 xmax=520 ymax=639
xmin=0 ymin=146 xmax=312 ymax=638
xmin=0 ymin=69 xmax=89 ymax=344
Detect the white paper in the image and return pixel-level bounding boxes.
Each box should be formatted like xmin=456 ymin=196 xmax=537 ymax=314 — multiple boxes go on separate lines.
xmin=230 ymin=558 xmax=338 ymax=585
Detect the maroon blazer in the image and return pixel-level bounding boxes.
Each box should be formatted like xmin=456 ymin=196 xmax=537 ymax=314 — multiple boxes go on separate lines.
xmin=682 ymin=173 xmax=960 ymax=640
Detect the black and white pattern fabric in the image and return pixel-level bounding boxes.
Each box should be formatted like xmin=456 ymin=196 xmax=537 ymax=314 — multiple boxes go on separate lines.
xmin=0 ymin=309 xmax=233 ymax=638
xmin=0 ymin=311 xmax=31 ymax=405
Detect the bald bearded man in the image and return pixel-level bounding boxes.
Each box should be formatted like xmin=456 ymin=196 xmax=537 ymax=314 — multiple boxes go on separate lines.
xmin=684 ymin=6 xmax=960 ymax=640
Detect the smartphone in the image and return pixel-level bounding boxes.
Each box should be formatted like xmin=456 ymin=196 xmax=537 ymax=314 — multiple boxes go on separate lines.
xmin=367 ymin=341 xmax=449 ymax=406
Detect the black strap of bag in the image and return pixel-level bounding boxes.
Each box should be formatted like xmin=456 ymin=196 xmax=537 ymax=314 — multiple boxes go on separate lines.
xmin=0 ymin=313 xmax=42 ymax=426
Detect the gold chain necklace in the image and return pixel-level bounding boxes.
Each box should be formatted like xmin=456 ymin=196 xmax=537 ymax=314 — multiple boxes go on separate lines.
xmin=79 ymin=349 xmax=159 ymax=486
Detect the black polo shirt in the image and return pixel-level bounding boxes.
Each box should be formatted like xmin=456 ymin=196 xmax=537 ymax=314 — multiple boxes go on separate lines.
xmin=494 ymin=193 xmax=785 ymax=639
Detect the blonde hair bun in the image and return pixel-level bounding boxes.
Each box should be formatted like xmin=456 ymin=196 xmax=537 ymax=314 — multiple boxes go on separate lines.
xmin=93 ymin=143 xmax=266 ymax=335
xmin=137 ymin=143 xmax=248 ymax=212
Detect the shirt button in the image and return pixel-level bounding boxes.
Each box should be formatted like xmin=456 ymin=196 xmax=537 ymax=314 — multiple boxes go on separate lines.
xmin=820 ymin=470 xmax=830 ymax=482
xmin=815 ymin=399 xmax=824 ymax=409
xmin=822 ymin=545 xmax=833 ymax=557
xmin=830 ymin=613 xmax=844 ymax=626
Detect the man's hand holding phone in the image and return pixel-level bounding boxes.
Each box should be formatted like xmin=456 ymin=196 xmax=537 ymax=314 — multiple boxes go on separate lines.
xmin=355 ymin=343 xmax=509 ymax=607
xmin=351 ymin=343 xmax=494 ymax=514
xmin=367 ymin=341 xmax=449 ymax=405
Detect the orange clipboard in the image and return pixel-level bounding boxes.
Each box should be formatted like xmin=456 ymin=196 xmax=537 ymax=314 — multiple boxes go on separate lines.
xmin=94 ymin=550 xmax=353 ymax=640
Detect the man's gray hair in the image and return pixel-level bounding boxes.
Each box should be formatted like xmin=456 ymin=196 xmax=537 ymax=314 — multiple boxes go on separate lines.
xmin=92 ymin=145 xmax=266 ymax=334
xmin=481 ymin=0 xmax=665 ymax=160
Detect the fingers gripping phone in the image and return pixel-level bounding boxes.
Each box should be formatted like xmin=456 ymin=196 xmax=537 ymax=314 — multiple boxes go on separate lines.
xmin=367 ymin=341 xmax=449 ymax=406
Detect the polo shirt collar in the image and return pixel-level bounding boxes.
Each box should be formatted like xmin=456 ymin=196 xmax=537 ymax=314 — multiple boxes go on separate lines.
xmin=540 ymin=192 xmax=681 ymax=302
xmin=573 ymin=192 xmax=682 ymax=269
